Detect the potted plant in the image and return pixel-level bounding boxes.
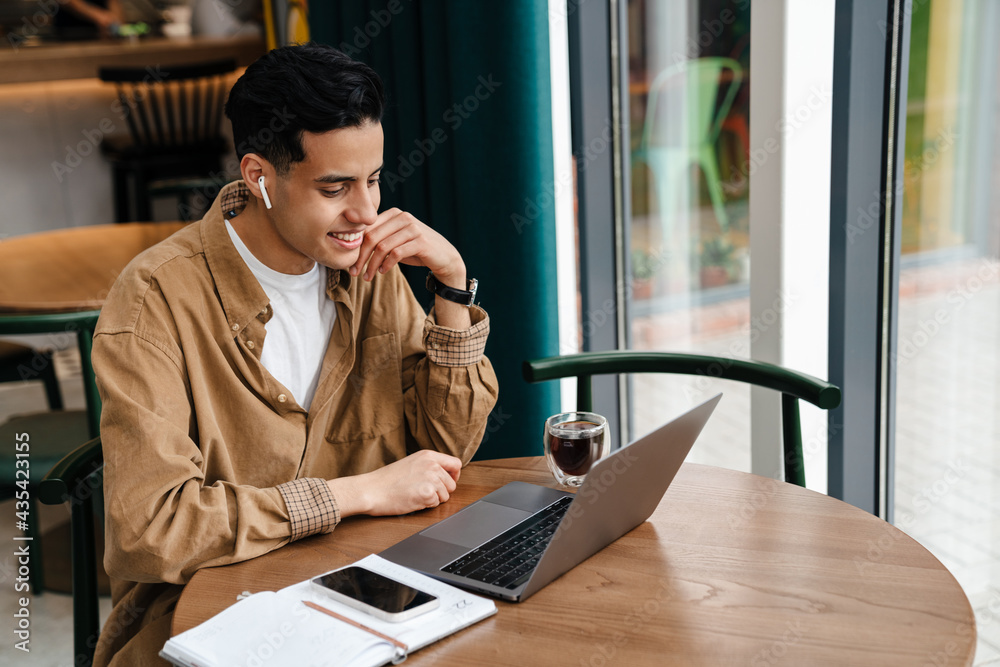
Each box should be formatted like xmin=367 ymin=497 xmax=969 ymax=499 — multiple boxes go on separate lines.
xmin=629 ymin=249 xmax=658 ymax=300
xmin=698 ymin=237 xmax=737 ymax=289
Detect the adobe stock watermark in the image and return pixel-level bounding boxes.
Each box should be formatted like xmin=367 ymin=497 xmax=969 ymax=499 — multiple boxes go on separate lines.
xmin=663 ymin=0 xmax=751 ymax=65
xmin=12 ymin=349 xmax=57 ymax=387
xmin=579 ymin=581 xmax=674 ymax=667
xmin=41 ymin=598 xmax=145 ymax=666
xmin=878 ymin=0 xmax=932 ymax=39
xmin=682 ymin=287 xmax=801 ymax=402
xmin=380 ymin=74 xmax=503 ymax=193
xmin=722 ymin=84 xmax=832 ymax=195
xmin=176 ymin=106 xmax=298 ymax=220
xmin=847 ymin=125 xmax=958 ymax=244
xmin=550 ymin=0 xmax=589 ymax=22
xmin=920 ymin=590 xmax=1000 ymax=667
xmin=479 ymin=405 xmax=513 ymax=447
xmin=557 ymin=447 xmax=640 ymax=535
xmin=238 ymin=601 xmax=310 ymax=667
xmin=727 ymin=419 xmax=843 ymax=529
xmin=893 ymin=258 xmax=1000 ymax=368
xmin=511 ymin=118 xmax=614 ymax=234
xmin=50 ymin=65 xmax=172 ymax=182
xmin=921 ymin=586 xmax=1000 ymax=666
xmin=555 ymin=247 xmax=672 ymax=355
xmin=853 ymin=458 xmax=970 ymax=576
xmin=334 ymin=0 xmax=413 ymax=58
xmin=922 ymin=610 xmax=979 ymax=667
xmin=5 ymin=0 xmax=64 ymax=51
xmin=751 ymin=620 xmax=806 ymax=667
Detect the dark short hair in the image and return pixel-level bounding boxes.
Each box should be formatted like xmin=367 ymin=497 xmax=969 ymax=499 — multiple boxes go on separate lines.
xmin=225 ymin=42 xmax=385 ymax=174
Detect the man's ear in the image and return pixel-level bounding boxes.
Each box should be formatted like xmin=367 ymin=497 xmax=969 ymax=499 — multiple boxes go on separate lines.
xmin=241 ymin=154 xmax=271 ymax=203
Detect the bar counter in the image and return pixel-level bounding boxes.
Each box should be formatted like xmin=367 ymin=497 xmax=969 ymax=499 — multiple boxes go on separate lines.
xmin=0 ymin=34 xmax=265 ymax=84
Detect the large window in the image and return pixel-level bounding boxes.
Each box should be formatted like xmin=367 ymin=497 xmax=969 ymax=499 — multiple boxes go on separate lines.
xmin=625 ymin=0 xmax=752 ymax=470
xmin=892 ymin=1 xmax=1000 ymax=661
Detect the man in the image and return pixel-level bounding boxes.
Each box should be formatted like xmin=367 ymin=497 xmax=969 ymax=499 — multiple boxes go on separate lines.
xmin=92 ymin=43 xmax=498 ymax=665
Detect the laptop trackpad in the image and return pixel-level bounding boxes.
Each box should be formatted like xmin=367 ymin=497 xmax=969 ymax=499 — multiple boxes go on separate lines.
xmin=420 ymin=502 xmax=531 ymax=549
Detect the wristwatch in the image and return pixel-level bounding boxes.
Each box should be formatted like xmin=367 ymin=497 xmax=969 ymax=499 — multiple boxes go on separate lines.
xmin=426 ymin=272 xmax=478 ymax=306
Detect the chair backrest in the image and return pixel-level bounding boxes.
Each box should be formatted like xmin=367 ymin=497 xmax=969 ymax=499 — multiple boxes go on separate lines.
xmin=98 ymin=59 xmax=237 ymax=151
xmin=522 ymin=351 xmax=842 ymax=487
xmin=0 ymin=311 xmax=101 ymax=437
xmin=1 ymin=311 xmax=102 ymax=665
xmin=39 ymin=436 xmax=104 ymax=667
xmin=640 ymin=57 xmax=743 ymax=152
xmin=0 ymin=341 xmax=62 ymax=410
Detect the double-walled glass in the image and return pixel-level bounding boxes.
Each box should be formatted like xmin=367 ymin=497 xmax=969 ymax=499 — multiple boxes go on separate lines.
xmin=543 ymin=412 xmax=609 ymax=487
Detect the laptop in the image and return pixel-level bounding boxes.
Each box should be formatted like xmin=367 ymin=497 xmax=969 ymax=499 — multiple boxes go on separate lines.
xmin=380 ymin=393 xmax=722 ymax=602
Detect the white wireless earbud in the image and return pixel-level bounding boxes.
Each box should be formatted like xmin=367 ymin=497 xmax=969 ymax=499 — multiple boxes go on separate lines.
xmin=258 ymin=175 xmax=273 ymax=210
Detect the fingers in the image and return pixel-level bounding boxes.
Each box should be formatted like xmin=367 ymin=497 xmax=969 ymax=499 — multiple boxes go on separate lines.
xmin=438 ymin=455 xmax=462 ymax=483
xmin=354 ymin=450 xmax=464 ymax=516
xmin=365 ymin=234 xmax=421 ymax=281
xmin=411 ymin=450 xmax=458 ymax=506
xmin=350 ymin=208 xmax=406 ymax=278
xmin=349 ymin=208 xmax=461 ymax=281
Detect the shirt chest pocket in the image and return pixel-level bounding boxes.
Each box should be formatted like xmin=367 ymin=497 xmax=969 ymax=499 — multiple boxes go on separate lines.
xmin=327 ymin=332 xmax=404 ymax=442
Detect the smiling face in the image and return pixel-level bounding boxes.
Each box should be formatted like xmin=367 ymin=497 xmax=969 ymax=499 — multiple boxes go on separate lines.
xmin=247 ymin=122 xmax=384 ymax=275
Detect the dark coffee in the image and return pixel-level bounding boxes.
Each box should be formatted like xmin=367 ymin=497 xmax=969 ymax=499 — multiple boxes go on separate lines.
xmin=549 ymin=421 xmax=603 ymax=475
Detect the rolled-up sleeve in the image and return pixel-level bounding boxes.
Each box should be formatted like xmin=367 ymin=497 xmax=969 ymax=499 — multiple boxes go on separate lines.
xmin=423 ymin=306 xmax=490 ymax=367
xmin=277 ymin=478 xmax=340 ymax=541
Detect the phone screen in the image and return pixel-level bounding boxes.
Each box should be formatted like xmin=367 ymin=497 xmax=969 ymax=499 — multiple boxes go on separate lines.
xmin=313 ymin=567 xmax=437 ymax=614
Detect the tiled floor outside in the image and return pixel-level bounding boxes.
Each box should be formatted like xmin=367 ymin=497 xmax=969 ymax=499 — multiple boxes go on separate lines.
xmin=1 ymin=260 xmax=997 ymax=664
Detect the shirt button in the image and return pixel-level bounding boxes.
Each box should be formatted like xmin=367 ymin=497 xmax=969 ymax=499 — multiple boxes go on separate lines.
xmin=231 ymin=323 xmax=239 ymax=332
xmin=277 ymin=394 xmax=287 ymax=403
xmin=260 ymin=308 xmax=267 ymax=316
xmin=246 ymin=340 xmax=255 ymax=350
xmin=432 ymin=342 xmax=441 ymax=349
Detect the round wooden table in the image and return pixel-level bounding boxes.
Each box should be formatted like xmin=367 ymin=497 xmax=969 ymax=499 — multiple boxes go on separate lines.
xmin=172 ymin=458 xmax=976 ymax=666
xmin=0 ymin=222 xmax=186 ymax=313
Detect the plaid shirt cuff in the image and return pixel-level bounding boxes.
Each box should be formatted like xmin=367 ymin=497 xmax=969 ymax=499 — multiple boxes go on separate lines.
xmin=277 ymin=478 xmax=340 ymax=541
xmin=424 ymin=305 xmax=490 ymax=367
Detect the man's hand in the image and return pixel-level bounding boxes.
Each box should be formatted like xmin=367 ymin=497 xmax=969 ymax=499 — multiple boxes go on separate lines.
xmin=350 ymin=207 xmax=472 ymax=330
xmin=350 ymin=207 xmax=464 ymax=283
xmin=327 ymin=450 xmax=462 ymax=518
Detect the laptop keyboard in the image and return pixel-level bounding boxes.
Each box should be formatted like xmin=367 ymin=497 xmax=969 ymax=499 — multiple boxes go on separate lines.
xmin=441 ymin=496 xmax=574 ymax=590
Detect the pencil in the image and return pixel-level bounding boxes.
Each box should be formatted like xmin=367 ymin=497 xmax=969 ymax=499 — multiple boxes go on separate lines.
xmin=302 ymin=600 xmax=409 ymax=653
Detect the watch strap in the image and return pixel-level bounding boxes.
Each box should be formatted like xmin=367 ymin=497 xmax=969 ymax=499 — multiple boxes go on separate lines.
xmin=426 ymin=273 xmax=478 ymax=306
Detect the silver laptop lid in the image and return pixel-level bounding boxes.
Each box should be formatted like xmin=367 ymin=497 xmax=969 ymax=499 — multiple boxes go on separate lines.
xmin=519 ymin=393 xmax=722 ymax=599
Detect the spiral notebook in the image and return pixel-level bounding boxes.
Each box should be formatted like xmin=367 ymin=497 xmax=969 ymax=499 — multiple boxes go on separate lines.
xmin=160 ymin=554 xmax=497 ymax=667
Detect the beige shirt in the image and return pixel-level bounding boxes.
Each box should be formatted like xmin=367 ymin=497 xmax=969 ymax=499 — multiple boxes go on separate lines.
xmin=92 ymin=181 xmax=499 ymax=665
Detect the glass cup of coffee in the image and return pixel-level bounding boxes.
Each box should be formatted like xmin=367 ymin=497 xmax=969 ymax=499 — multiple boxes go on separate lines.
xmin=543 ymin=412 xmax=609 ymax=487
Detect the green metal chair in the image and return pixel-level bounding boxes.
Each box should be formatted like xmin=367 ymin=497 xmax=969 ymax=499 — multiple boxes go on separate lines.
xmin=0 ymin=340 xmax=63 ymax=412
xmin=0 ymin=311 xmax=101 ymax=594
xmin=39 ymin=436 xmax=104 ymax=667
xmin=522 ymin=351 xmax=842 ymax=487
xmin=632 ymin=57 xmax=743 ymax=234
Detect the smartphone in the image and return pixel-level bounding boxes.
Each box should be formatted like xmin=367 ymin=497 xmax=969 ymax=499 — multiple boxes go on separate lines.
xmin=311 ymin=566 xmax=440 ymax=623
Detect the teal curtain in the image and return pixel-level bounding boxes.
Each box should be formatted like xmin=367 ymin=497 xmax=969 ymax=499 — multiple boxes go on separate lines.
xmin=311 ymin=1 xmax=559 ymax=459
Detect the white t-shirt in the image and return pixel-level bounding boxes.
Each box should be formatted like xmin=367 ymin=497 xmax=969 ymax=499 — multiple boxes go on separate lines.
xmin=225 ymin=221 xmax=337 ymax=410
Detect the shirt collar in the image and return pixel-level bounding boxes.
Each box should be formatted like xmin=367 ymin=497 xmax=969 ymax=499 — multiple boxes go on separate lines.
xmin=202 ymin=181 xmax=353 ymax=335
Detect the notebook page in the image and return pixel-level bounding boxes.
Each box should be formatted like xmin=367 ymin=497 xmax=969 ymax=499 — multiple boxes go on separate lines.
xmin=161 ymin=591 xmax=382 ymax=667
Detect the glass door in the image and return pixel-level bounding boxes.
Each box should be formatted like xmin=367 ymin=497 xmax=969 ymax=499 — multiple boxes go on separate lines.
xmin=625 ymin=0 xmax=752 ymax=469
xmin=893 ymin=1 xmax=1000 ymax=662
